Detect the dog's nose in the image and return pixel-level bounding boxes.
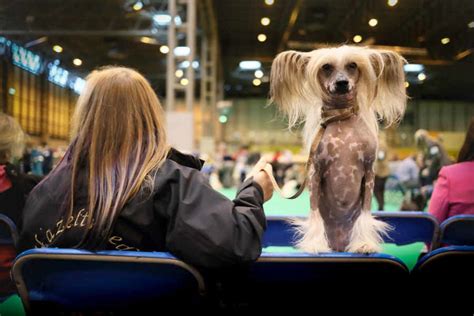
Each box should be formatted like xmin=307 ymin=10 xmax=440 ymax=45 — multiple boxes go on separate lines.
xmin=335 ymin=80 xmax=349 ymax=93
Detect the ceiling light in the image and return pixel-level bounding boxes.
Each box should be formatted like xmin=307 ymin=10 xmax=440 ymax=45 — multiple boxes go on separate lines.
xmin=253 ymin=79 xmax=262 ymax=86
xmin=387 ymin=0 xmax=398 ymax=7
xmin=73 ymin=58 xmax=82 ymax=66
xmin=219 ymin=115 xmax=228 ymax=123
xmin=53 ymin=45 xmax=63 ymax=53
xmin=403 ymin=64 xmax=424 ymax=72
xmin=368 ymin=18 xmax=378 ymax=27
xmin=441 ymin=37 xmax=450 ymax=45
xmin=468 ymin=21 xmax=474 ymax=28
xmin=174 ymin=46 xmax=190 ymax=56
xmin=159 ymin=45 xmax=169 ymax=54
xmin=261 ymin=17 xmax=271 ymax=26
xmin=180 ymin=78 xmax=189 ymax=86
xmin=132 ymin=1 xmax=143 ymax=11
xmin=265 ymin=0 xmax=274 ymax=5
xmin=254 ymin=70 xmax=264 ymax=78
xmin=417 ymin=73 xmax=426 ymax=81
xmin=140 ymin=37 xmax=155 ymax=44
xmin=257 ymin=34 xmax=267 ymax=42
xmin=404 ymin=81 xmax=409 ymax=88
xmin=239 ymin=60 xmax=261 ymax=70
xmin=353 ymin=35 xmax=362 ymax=43
xmin=175 ymin=69 xmax=184 ymax=78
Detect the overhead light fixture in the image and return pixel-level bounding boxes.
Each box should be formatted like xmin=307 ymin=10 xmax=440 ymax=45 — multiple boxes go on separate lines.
xmin=132 ymin=1 xmax=143 ymax=11
xmin=239 ymin=60 xmax=261 ymax=70
xmin=368 ymin=18 xmax=378 ymax=27
xmin=404 ymin=64 xmax=424 ymax=72
xmin=174 ymin=46 xmax=190 ymax=56
xmin=353 ymin=35 xmax=362 ymax=43
xmin=140 ymin=37 xmax=156 ymax=44
xmin=261 ymin=17 xmax=271 ymax=26
xmin=387 ymin=0 xmax=398 ymax=7
xmin=265 ymin=0 xmax=274 ymax=5
xmin=257 ymin=34 xmax=267 ymax=42
xmin=153 ymin=14 xmax=182 ymax=26
xmin=73 ymin=58 xmax=82 ymax=66
xmin=219 ymin=115 xmax=228 ymax=124
xmin=417 ymin=73 xmax=426 ymax=81
xmin=253 ymin=79 xmax=262 ymax=86
xmin=53 ymin=45 xmax=63 ymax=53
xmin=404 ymin=81 xmax=409 ymax=88
xmin=180 ymin=78 xmax=189 ymax=86
xmin=441 ymin=37 xmax=450 ymax=45
xmin=175 ymin=69 xmax=184 ymax=78
xmin=468 ymin=21 xmax=474 ymax=28
xmin=254 ymin=70 xmax=264 ymax=78
xmin=159 ymin=45 xmax=169 ymax=54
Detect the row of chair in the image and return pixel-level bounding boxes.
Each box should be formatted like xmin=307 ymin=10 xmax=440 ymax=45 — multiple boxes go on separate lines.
xmin=3 ymin=212 xmax=474 ymax=312
xmin=263 ymin=212 xmax=474 ymax=250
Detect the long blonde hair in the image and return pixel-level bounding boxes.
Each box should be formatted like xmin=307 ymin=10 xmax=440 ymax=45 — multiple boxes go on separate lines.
xmin=68 ymin=66 xmax=169 ymax=248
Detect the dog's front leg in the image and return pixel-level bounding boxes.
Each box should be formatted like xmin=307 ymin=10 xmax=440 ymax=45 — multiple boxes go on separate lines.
xmin=346 ymin=163 xmax=389 ymax=253
xmin=292 ymin=162 xmax=331 ymax=253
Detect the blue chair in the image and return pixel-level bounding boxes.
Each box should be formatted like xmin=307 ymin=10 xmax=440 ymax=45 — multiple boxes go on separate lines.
xmin=264 ymin=212 xmax=439 ymax=249
xmin=438 ymin=215 xmax=474 ymax=247
xmin=411 ymin=246 xmax=474 ymax=306
xmin=240 ymin=252 xmax=409 ymax=306
xmin=12 ymin=248 xmax=206 ymax=313
xmin=0 ymin=214 xmax=18 ymax=247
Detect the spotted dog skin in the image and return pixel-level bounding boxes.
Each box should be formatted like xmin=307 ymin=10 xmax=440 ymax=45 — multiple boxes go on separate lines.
xmin=309 ymin=113 xmax=376 ymax=251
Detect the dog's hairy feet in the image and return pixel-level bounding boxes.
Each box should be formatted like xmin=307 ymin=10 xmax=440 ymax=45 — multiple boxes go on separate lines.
xmin=350 ymin=243 xmax=380 ymax=254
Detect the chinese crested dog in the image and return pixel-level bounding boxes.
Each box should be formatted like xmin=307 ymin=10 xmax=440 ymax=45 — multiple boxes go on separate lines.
xmin=270 ymin=45 xmax=407 ymax=253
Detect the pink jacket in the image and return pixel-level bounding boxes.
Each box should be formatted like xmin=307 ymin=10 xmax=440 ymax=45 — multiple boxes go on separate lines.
xmin=429 ymin=161 xmax=474 ymax=223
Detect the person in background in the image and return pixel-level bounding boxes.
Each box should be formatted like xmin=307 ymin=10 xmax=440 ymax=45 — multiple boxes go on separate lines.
xmin=429 ymin=118 xmax=474 ymax=223
xmin=40 ymin=140 xmax=53 ymax=175
xmin=18 ymin=67 xmax=274 ymax=269
xmin=415 ymin=129 xmax=452 ymax=186
xmin=374 ymin=136 xmax=390 ymax=210
xmin=0 ymin=113 xmax=41 ymax=295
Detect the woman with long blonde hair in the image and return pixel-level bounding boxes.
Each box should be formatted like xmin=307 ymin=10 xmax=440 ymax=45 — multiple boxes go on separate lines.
xmin=18 ymin=67 xmax=273 ymax=267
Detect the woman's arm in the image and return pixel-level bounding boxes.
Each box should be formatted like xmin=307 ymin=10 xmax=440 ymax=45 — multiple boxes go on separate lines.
xmin=155 ymin=162 xmax=266 ymax=268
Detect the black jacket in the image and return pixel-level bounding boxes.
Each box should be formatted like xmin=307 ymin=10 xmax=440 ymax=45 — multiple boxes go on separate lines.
xmin=0 ymin=163 xmax=41 ymax=230
xmin=18 ymin=149 xmax=266 ymax=268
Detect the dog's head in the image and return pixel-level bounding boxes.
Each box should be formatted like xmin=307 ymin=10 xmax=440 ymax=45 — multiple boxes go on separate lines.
xmin=270 ymin=45 xmax=407 ymax=129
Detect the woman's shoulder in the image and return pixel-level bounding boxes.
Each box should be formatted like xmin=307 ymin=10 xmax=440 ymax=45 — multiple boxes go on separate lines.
xmin=440 ymin=161 xmax=474 ymax=177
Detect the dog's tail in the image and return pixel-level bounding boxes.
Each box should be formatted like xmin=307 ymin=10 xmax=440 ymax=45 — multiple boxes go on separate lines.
xmin=345 ymin=211 xmax=392 ymax=253
xmin=288 ymin=210 xmax=331 ymax=253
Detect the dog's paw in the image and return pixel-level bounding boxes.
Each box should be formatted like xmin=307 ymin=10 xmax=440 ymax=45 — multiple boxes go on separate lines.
xmin=350 ymin=243 xmax=380 ymax=254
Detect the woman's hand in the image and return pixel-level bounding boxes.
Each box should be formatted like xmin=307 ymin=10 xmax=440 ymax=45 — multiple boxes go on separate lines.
xmin=247 ymin=158 xmax=274 ymax=202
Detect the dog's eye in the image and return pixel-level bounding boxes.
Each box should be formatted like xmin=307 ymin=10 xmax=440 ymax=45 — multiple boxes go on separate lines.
xmin=322 ymin=63 xmax=333 ymax=71
xmin=347 ymin=62 xmax=357 ymax=70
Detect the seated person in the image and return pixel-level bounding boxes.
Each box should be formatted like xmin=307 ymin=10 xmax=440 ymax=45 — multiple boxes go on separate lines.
xmin=0 ymin=113 xmax=41 ymax=294
xmin=429 ymin=118 xmax=474 ymax=223
xmin=18 ymin=66 xmax=274 ymax=269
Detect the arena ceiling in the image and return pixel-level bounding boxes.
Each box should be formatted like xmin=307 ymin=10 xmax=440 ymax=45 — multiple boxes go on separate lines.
xmin=1 ymin=0 xmax=473 ymax=100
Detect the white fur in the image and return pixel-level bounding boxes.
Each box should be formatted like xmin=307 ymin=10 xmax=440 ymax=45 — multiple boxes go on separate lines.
xmin=289 ymin=211 xmax=331 ymax=253
xmin=345 ymin=211 xmax=392 ymax=253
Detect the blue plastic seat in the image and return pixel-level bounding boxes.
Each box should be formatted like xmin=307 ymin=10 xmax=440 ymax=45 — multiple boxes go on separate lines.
xmin=411 ymin=246 xmax=474 ymax=306
xmin=439 ymin=215 xmax=474 ymax=247
xmin=12 ymin=248 xmax=206 ymax=313
xmin=238 ymin=252 xmax=409 ymax=307
xmin=264 ymin=212 xmax=439 ymax=248
xmin=0 ymin=214 xmax=18 ymax=246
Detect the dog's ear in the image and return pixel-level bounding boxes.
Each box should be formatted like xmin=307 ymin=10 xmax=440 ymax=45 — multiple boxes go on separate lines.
xmin=369 ymin=50 xmax=407 ymax=127
xmin=270 ymin=50 xmax=311 ymax=128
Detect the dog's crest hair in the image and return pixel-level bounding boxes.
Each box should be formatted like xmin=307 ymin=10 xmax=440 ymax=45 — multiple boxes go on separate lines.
xmin=270 ymin=45 xmax=407 ymax=150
